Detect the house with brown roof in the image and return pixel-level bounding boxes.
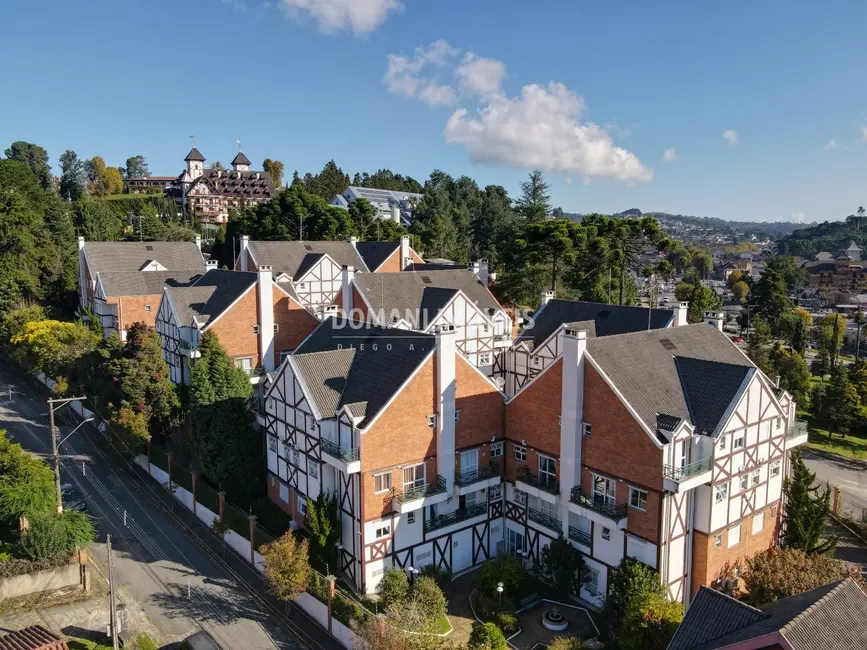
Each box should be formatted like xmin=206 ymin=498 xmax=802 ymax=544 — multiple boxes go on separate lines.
xmin=174 ymin=149 xmax=276 ymax=223
xmin=77 ymin=237 xmax=209 ymax=341
xmin=668 ymin=578 xmax=867 ymax=649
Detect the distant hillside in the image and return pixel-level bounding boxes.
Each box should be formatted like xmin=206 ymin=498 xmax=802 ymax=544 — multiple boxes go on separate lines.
xmin=776 ymin=215 xmax=867 ymax=257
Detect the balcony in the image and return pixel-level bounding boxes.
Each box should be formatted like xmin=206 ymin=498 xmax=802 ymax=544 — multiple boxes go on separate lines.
xmin=390 ymin=475 xmax=449 ymax=513
xmin=528 ymin=507 xmax=561 ymax=533
xmin=178 ymin=339 xmax=201 ymax=357
xmin=569 ymin=486 xmax=628 ymax=528
xmin=663 ymin=457 xmax=713 ymax=492
xmin=786 ymin=419 xmax=809 ymax=449
xmin=455 ymin=463 xmax=501 ymax=495
xmin=320 ymin=437 xmax=361 ymax=474
xmin=425 ymin=503 xmax=487 ymax=532
xmin=568 ymin=526 xmax=591 ymax=547
xmin=516 ymin=467 xmax=559 ymax=503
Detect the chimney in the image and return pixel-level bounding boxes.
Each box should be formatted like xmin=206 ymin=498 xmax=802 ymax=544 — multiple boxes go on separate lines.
xmin=468 ymin=259 xmax=489 ymax=286
xmin=703 ymin=310 xmax=724 ymax=331
xmin=559 ymin=328 xmax=587 ymax=519
xmin=435 ymin=325 xmax=457 ymax=491
xmin=239 ymin=235 xmax=250 ymax=272
xmin=675 ymin=301 xmax=689 ymax=327
xmin=390 ymin=204 xmax=401 ymax=224
xmin=341 ymin=265 xmax=356 ymax=317
xmin=541 ymin=290 xmax=555 ymax=307
xmin=206 ymin=260 xmax=218 ymax=270
xmin=349 ymin=236 xmax=359 ymax=250
xmin=257 ymin=265 xmax=275 ymax=372
xmin=195 ymin=234 xmax=202 ymax=251
xmin=400 ymin=235 xmax=410 ymax=269
xmin=77 ymin=236 xmax=85 ymax=251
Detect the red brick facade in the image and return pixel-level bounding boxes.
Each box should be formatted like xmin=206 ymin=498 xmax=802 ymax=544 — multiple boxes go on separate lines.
xmin=209 ymin=287 xmax=260 ymax=367
xmin=272 ymin=290 xmax=319 ymax=362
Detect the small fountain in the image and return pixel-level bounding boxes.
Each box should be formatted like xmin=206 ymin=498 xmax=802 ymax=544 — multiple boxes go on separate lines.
xmin=542 ymin=607 xmax=568 ymax=632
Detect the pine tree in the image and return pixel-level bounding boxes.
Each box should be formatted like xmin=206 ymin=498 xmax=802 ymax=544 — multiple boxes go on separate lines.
xmin=825 ymin=365 xmax=861 ymax=439
xmin=782 ymin=452 xmax=836 ymax=554
xmin=305 ymin=492 xmax=339 ymax=571
xmin=515 ymin=170 xmax=551 ymax=221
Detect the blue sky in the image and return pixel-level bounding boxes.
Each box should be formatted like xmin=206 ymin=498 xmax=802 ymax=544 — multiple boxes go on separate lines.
xmin=3 ymin=0 xmax=867 ymax=223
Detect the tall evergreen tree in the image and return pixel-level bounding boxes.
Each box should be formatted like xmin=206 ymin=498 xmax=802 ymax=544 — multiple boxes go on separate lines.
xmin=782 ymin=452 xmax=836 ymax=554
xmin=59 ymin=150 xmax=87 ymax=201
xmin=4 ymin=141 xmax=53 ymax=190
xmin=514 ymin=170 xmax=551 ymax=221
xmin=825 ymin=365 xmax=861 ymax=438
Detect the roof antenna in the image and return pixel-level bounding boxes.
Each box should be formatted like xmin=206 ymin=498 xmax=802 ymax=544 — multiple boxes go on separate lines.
xmin=190 ymin=134 xmax=195 ymax=147
xmin=237 ymin=138 xmax=241 ymax=152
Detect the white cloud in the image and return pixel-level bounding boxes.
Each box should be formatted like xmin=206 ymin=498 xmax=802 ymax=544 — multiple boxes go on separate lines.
xmin=722 ymin=129 xmax=738 ymax=147
xmin=444 ymin=82 xmax=653 ymax=183
xmin=858 ymin=127 xmax=867 ymax=143
xmin=663 ymin=148 xmax=677 ymax=162
xmin=279 ymin=0 xmax=402 ymax=34
xmin=791 ymin=211 xmax=807 ymax=223
xmin=383 ymin=40 xmax=461 ymax=107
xmin=824 ymin=139 xmax=840 ymax=151
xmin=456 ymin=53 xmax=506 ymax=96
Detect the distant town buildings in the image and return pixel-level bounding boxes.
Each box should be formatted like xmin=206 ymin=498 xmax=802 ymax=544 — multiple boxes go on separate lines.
xmin=804 ymin=240 xmax=866 ymax=299
xmin=330 ymin=186 xmax=424 ymax=226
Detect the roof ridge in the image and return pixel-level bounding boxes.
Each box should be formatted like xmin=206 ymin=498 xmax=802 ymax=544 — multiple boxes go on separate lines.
xmin=779 ymin=578 xmax=851 ymax=636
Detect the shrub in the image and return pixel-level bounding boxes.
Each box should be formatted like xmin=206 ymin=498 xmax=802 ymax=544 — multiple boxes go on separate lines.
xmin=539 ymin=535 xmax=587 ymax=596
xmin=332 ymin=593 xmax=366 ymax=626
xmin=18 ymin=511 xmax=95 ymax=561
xmin=606 ymin=558 xmax=664 ymax=620
xmin=379 ymin=568 xmax=410 ymax=609
xmin=620 ymin=593 xmax=683 ymax=650
xmin=419 ymin=562 xmax=452 ymax=589
xmin=496 ymin=611 xmax=519 ymax=634
xmin=412 ymin=575 xmax=447 ymax=621
xmin=260 ymin=530 xmax=310 ymax=601
xmin=548 ymin=638 xmax=583 ymax=650
xmin=479 ymin=554 xmax=524 ymax=597
xmin=251 ymin=496 xmax=293 ymax=536
xmin=469 ymin=622 xmax=507 ymax=650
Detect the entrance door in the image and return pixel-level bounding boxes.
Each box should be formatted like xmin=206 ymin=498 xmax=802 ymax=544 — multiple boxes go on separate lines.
xmin=460 ymin=449 xmax=478 ymax=480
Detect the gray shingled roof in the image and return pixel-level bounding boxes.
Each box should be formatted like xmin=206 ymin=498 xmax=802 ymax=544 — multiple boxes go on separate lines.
xmin=231 ymin=151 xmax=251 ymax=166
xmin=353 ymin=270 xmax=503 ymax=328
xmin=670 ymin=579 xmax=867 ymax=650
xmin=586 ymin=324 xmax=754 ymax=437
xmin=84 ymin=242 xmax=205 ymax=276
xmin=185 ymin=147 xmax=205 ymax=161
xmin=675 ymin=357 xmax=754 ymax=436
xmin=291 ymin=319 xmax=435 ymax=427
xmin=354 ymin=241 xmax=400 ymax=272
xmin=195 ymin=169 xmax=275 ymax=199
xmin=519 ymin=300 xmax=675 ymax=348
xmin=166 ymin=270 xmax=257 ymax=327
xmin=98 ymin=270 xmax=203 ymax=297
xmin=246 ymin=241 xmax=368 ymax=277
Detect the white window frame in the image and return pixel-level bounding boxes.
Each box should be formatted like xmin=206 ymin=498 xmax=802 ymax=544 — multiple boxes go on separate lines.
xmin=488 ymin=483 xmax=503 ymax=500
xmin=718 ymin=435 xmax=727 ymax=451
xmin=297 ymin=496 xmax=307 ymax=516
xmin=252 ymin=324 xmax=260 ymax=334
xmin=144 ymin=304 xmax=152 ymax=312
xmin=771 ymin=459 xmax=782 ymax=476
xmin=374 ymin=472 xmax=392 ymax=494
xmin=601 ymin=527 xmax=611 ymax=541
xmin=740 ymin=474 xmax=748 ymax=491
xmin=479 ymin=353 xmax=491 ymax=366
xmin=752 ymin=469 xmax=761 ymax=486
xmin=427 ymin=414 xmax=436 ymax=428
xmin=235 ymin=356 xmax=253 ymax=375
xmin=279 ymin=482 xmax=289 ymax=503
xmin=454 ymin=409 xmax=461 ymax=424
xmin=753 ymin=511 xmax=764 ymax=534
xmin=715 ymin=483 xmax=728 ymax=503
xmin=734 ymin=434 xmax=745 ymax=449
xmin=584 ymin=568 xmax=600 ymax=595
xmin=268 ymin=436 xmax=277 ymax=452
xmin=728 ymin=523 xmax=740 ymax=547
xmin=307 ymin=458 xmax=318 ymax=479
xmin=583 ymin=422 xmax=592 ymax=437
xmin=713 ymin=533 xmax=722 ymax=548
xmin=407 ymin=512 xmax=415 ymax=525
xmin=490 ymin=441 xmax=503 ymax=458
xmin=403 ymin=463 xmax=426 ymax=491
xmin=629 ymin=487 xmax=648 ymax=512
xmin=375 ymin=524 xmax=391 ymax=539
xmin=514 ymin=445 xmax=526 ymax=463
xmin=538 ymin=454 xmax=556 ymax=484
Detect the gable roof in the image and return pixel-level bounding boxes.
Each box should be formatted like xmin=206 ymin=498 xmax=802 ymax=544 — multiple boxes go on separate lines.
xmin=246 ymin=240 xmax=368 ymax=277
xmin=192 ymin=168 xmax=274 ymax=199
xmin=83 ymin=242 xmax=205 ymax=277
xmin=674 ymin=357 xmax=754 ymax=436
xmin=291 ymin=319 xmax=435 ymax=427
xmin=669 ymin=579 xmax=867 ymax=650
xmin=231 ymin=151 xmax=251 ymax=166
xmin=98 ymin=270 xmax=202 ymax=297
xmin=586 ymin=324 xmax=754 ymax=437
xmin=519 ymin=299 xmax=675 ymax=348
xmin=353 ymin=270 xmax=503 ymax=327
xmin=185 ymin=147 xmax=205 ymax=161
xmin=354 ymin=241 xmax=400 ymax=271
xmin=293 ymin=253 xmax=326 ymax=280
xmin=165 ymin=269 xmax=257 ymax=327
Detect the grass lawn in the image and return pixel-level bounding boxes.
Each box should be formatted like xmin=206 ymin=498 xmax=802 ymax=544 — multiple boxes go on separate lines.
xmin=66 ymin=638 xmax=113 ymax=650
xmin=433 ymin=614 xmax=452 ymax=634
xmin=801 ymin=409 xmax=867 ymax=461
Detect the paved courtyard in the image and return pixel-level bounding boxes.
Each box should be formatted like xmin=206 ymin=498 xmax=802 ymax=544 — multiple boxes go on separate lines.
xmin=508 ymin=601 xmax=597 ymax=650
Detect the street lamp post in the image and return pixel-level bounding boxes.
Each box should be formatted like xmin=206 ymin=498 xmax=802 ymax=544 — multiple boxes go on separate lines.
xmin=47 ymin=396 xmax=89 ymax=513
xmin=497 ymin=581 xmax=504 ymax=605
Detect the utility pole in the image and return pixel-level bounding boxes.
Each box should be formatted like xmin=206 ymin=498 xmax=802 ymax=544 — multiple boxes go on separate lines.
xmin=107 ymin=534 xmax=120 ymax=650
xmin=47 ymin=396 xmax=86 ymax=513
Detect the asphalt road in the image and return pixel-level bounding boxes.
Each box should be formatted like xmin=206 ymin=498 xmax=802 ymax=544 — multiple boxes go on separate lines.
xmin=0 ymin=363 xmax=308 ymax=650
xmin=802 ymin=449 xmax=867 ymax=508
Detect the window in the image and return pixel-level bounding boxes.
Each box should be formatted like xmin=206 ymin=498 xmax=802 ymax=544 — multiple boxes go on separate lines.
xmin=235 ymin=357 xmax=253 ymax=375
xmin=297 ymin=496 xmax=307 ymax=516
xmin=253 ymin=324 xmax=260 ymax=334
xmin=514 ymin=445 xmax=526 ymax=462
xmin=371 ymin=567 xmax=385 ymax=578
xmin=374 ymin=472 xmax=392 ymax=494
xmin=752 ymin=469 xmax=761 ymax=486
xmin=291 ymin=448 xmax=300 ymax=467
xmin=538 ymin=454 xmax=556 ymax=485
xmin=490 ymin=441 xmax=503 ymax=458
xmin=740 ymin=474 xmax=748 ymax=491
xmin=718 ymin=435 xmax=727 ymax=451
xmin=427 ymin=414 xmax=436 ymax=428
xmin=454 ymin=409 xmax=461 ymax=424
xmin=583 ymin=422 xmax=592 ymax=437
xmin=273 ymin=323 xmax=279 ymax=333
xmin=771 ymin=459 xmax=781 ymax=477
xmin=584 ymin=568 xmax=600 ymax=596
xmin=407 ymin=512 xmax=415 ymax=525
xmin=279 ymin=483 xmax=289 ymax=503
xmin=403 ymin=463 xmax=426 ymax=491
xmin=307 ymin=458 xmax=318 ymax=479
xmin=771 ymin=504 xmax=778 ymax=518
xmin=753 ymin=511 xmax=764 ymax=534
xmin=268 ymin=436 xmax=277 ymax=452
xmin=728 ymin=524 xmax=741 ymax=547
xmin=601 ymin=527 xmax=611 ymax=541
xmin=533 ymin=356 xmax=543 ymax=368
xmin=734 ymin=434 xmax=745 ymax=449
xmin=714 ymin=533 xmax=722 ymax=548
xmin=415 ymin=550 xmax=431 ymax=562
xmin=776 ymin=418 xmax=782 ymax=431
xmin=488 ymin=483 xmax=502 ymax=500
xmin=592 ymin=475 xmax=616 ymax=508
xmin=715 ymin=484 xmax=728 ymax=503
xmin=375 ymin=524 xmax=391 ymax=539
xmin=144 ymin=304 xmax=152 ymax=312
xmin=630 ymin=487 xmax=648 ymax=512
xmin=479 ymin=353 xmax=491 ymax=365
xmin=514 ymin=488 xmax=527 ymax=505
xmin=299 ymin=283 xmax=306 ymax=290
